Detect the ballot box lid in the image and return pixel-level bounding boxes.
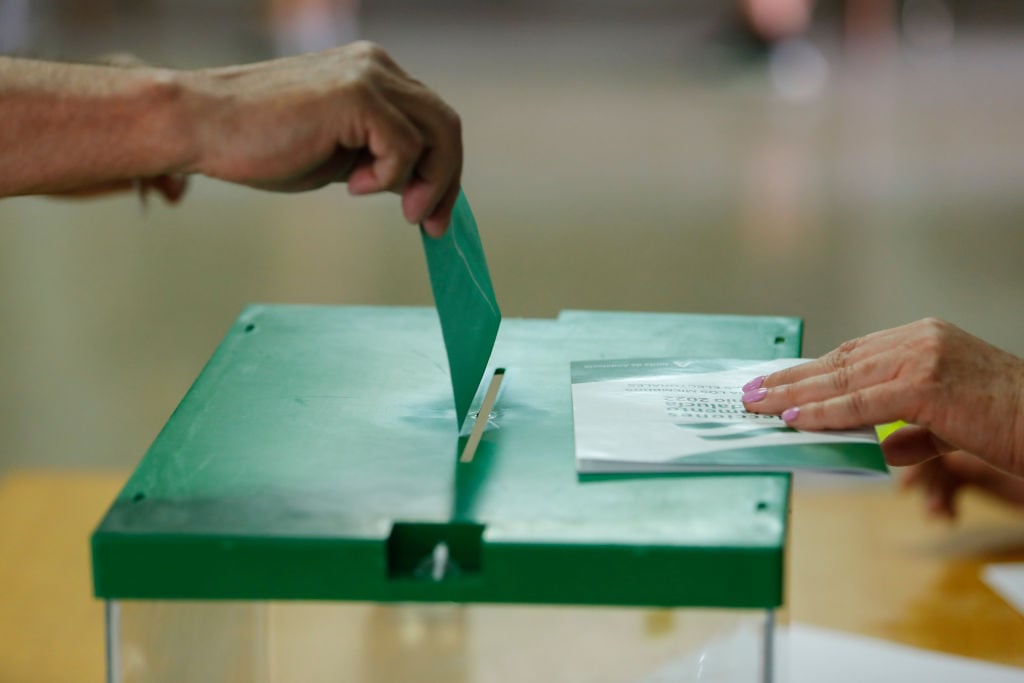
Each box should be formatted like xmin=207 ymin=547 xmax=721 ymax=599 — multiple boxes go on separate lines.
xmin=92 ymin=305 xmax=801 ymax=608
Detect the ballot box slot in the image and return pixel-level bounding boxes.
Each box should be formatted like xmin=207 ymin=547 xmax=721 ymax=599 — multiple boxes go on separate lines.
xmin=386 ymin=522 xmax=484 ymax=581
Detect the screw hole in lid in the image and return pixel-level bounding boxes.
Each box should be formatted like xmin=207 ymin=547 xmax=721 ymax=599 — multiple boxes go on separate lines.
xmin=755 ymin=500 xmax=769 ymax=511
xmin=132 ymin=492 xmax=146 ymax=503
xmin=244 ymin=323 xmax=256 ymax=333
xmin=774 ymin=336 xmax=785 ymax=344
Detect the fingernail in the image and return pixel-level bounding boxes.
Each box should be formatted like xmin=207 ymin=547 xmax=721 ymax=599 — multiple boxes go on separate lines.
xmin=781 ymin=407 xmax=800 ymax=422
xmin=742 ymin=376 xmax=766 ymax=392
xmin=742 ymin=388 xmax=768 ymax=403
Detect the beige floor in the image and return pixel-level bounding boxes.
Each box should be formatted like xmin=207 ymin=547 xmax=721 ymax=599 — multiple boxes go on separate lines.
xmin=2 ymin=6 xmax=1024 ymax=471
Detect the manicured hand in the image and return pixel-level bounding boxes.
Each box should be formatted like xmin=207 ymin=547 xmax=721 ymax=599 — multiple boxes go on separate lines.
xmin=741 ymin=318 xmax=1024 ymax=477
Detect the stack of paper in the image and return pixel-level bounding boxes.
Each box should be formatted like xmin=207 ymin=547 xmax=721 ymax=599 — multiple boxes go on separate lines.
xmin=570 ymin=357 xmax=888 ymax=475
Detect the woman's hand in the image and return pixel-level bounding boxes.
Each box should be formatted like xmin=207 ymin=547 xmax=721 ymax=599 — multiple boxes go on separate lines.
xmin=742 ymin=318 xmax=1024 ymax=478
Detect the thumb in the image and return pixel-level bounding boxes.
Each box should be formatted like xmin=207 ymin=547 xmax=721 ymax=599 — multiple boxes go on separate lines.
xmin=882 ymin=425 xmax=955 ymax=467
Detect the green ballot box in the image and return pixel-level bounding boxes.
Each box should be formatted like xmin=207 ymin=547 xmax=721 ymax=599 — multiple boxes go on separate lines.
xmin=92 ymin=305 xmax=802 ymax=683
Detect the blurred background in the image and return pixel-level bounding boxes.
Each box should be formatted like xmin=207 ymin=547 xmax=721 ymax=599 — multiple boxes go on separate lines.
xmin=1 ymin=0 xmax=1023 ymax=473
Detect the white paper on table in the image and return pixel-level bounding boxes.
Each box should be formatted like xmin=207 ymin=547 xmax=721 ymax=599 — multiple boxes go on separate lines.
xmin=788 ymin=623 xmax=1024 ymax=683
xmin=983 ymin=562 xmax=1024 ymax=617
xmin=634 ymin=623 xmax=1023 ymax=683
xmin=570 ymin=357 xmax=881 ymax=474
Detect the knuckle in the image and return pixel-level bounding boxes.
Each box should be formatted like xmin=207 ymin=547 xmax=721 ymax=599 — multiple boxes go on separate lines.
xmin=830 ymin=366 xmax=851 ymax=393
xmin=350 ymin=40 xmax=386 ymax=63
xmin=386 ymin=137 xmax=424 ymax=185
xmin=908 ymin=334 xmax=944 ymax=381
xmin=912 ymin=317 xmax=955 ymax=351
xmin=847 ymin=391 xmax=870 ymax=422
xmin=339 ymin=71 xmax=377 ymax=108
xmin=343 ymin=43 xmax=394 ymax=88
xmin=918 ymin=316 xmax=947 ymax=333
xmin=825 ymin=339 xmax=857 ymax=372
xmin=835 ymin=337 xmax=859 ymax=358
xmin=379 ymin=165 xmax=405 ymax=189
xmin=902 ymin=322 xmax=947 ymax=372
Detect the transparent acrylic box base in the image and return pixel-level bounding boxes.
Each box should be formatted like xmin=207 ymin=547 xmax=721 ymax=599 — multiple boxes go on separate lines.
xmin=107 ymin=601 xmax=784 ymax=683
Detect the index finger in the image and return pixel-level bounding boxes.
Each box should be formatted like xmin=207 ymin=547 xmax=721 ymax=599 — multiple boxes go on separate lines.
xmin=400 ymin=124 xmax=462 ymax=231
xmin=386 ymin=89 xmax=462 ymax=233
xmin=746 ymin=348 xmax=904 ymax=416
xmin=780 ymin=380 xmax=914 ymax=431
xmin=419 ymin=178 xmax=460 ymax=238
xmin=760 ymin=325 xmax=913 ymax=389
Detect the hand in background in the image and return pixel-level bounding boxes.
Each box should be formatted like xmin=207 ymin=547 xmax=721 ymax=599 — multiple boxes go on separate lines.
xmin=899 ymin=448 xmax=1024 ymax=519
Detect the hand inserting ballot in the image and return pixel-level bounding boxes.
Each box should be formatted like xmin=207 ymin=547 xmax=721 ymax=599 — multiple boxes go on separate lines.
xmin=0 ymin=41 xmax=462 ymax=236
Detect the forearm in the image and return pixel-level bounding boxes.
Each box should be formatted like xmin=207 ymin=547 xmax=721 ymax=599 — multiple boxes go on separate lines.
xmin=0 ymin=57 xmax=204 ymax=196
xmin=0 ymin=45 xmax=464 ymax=231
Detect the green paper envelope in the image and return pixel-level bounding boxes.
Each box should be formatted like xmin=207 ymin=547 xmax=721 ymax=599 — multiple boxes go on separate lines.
xmin=422 ymin=190 xmax=501 ymax=430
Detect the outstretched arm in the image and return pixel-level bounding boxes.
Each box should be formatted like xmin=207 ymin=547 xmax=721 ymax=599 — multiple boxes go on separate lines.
xmin=0 ymin=42 xmax=461 ymax=235
xmin=0 ymin=56 xmax=196 ymax=199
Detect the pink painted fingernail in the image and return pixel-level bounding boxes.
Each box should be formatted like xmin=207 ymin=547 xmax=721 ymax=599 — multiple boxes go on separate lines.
xmin=781 ymin=407 xmax=800 ymax=422
xmin=742 ymin=376 xmax=766 ymax=392
xmin=742 ymin=388 xmax=768 ymax=403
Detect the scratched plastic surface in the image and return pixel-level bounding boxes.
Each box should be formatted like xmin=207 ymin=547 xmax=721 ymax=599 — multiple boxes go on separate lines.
xmin=93 ymin=306 xmax=801 ymax=608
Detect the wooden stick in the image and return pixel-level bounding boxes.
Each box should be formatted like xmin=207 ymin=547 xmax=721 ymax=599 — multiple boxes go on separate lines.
xmin=460 ymin=368 xmax=505 ymax=463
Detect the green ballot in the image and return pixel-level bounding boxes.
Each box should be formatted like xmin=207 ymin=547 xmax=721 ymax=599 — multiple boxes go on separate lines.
xmin=422 ymin=190 xmax=501 ymax=430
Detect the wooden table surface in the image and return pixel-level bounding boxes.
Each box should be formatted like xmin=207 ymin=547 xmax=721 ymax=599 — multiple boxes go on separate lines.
xmin=1 ymin=470 xmax=1022 ymax=682
xmin=788 ymin=477 xmax=1024 ymax=667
